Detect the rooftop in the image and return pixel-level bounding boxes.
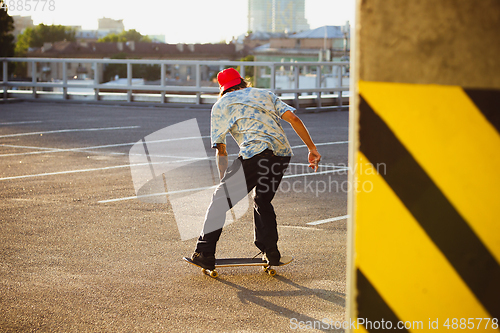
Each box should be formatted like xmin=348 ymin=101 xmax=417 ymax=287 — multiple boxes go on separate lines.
xmin=290 ymin=26 xmax=347 ymax=39
xmin=28 ymin=41 xmax=248 ymax=59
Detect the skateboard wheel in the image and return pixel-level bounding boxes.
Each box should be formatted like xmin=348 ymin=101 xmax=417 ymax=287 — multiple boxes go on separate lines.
xmin=202 ymin=268 xmax=218 ymax=278
xmin=268 ymin=269 xmax=276 ymax=277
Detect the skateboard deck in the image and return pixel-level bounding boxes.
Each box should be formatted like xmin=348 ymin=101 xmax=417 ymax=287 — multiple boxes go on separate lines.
xmin=183 ymin=255 xmax=293 ymax=278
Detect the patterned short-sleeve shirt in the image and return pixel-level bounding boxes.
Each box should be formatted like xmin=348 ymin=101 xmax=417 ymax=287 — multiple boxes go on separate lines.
xmin=211 ymin=87 xmax=294 ymax=159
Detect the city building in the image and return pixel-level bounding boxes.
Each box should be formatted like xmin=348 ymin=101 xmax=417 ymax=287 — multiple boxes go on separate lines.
xmin=251 ymin=25 xmax=350 ymax=62
xmin=97 ymin=17 xmax=125 ymax=34
xmin=237 ymin=31 xmax=287 ymax=49
xmin=11 ymin=15 xmax=34 ymax=37
xmin=248 ymin=0 xmax=309 ymax=33
xmin=75 ymin=29 xmax=110 ymax=42
xmin=250 ymin=25 xmax=350 ymax=88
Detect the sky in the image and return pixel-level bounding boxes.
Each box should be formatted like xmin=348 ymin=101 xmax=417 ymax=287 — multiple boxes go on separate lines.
xmin=7 ymin=0 xmax=355 ymax=44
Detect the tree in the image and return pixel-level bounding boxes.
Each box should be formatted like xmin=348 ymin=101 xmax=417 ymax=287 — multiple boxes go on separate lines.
xmin=237 ymin=55 xmax=255 ymax=86
xmin=122 ymin=29 xmax=151 ymax=42
xmin=0 ymin=0 xmax=15 ymax=57
xmin=97 ymin=33 xmax=125 ymax=43
xmin=97 ymin=29 xmax=151 ymax=43
xmin=102 ymin=52 xmax=161 ymax=82
xmin=15 ymin=23 xmax=75 ymax=55
xmin=0 ymin=1 xmax=15 ymax=77
xmin=102 ymin=53 xmax=127 ymax=82
xmin=239 ymin=55 xmax=255 ymax=77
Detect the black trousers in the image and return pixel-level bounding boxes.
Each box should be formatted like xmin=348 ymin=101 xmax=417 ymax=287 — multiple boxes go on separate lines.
xmin=195 ymin=149 xmax=291 ymax=254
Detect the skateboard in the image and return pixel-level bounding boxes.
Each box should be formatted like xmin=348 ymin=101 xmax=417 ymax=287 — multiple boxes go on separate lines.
xmin=183 ymin=255 xmax=294 ymax=278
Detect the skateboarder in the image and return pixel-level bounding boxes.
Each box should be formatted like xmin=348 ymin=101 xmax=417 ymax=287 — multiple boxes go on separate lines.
xmin=191 ymin=68 xmax=321 ymax=270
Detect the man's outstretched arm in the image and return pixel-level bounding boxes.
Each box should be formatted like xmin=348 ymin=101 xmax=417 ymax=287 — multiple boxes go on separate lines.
xmin=215 ymin=143 xmax=228 ymax=180
xmin=281 ymin=111 xmax=321 ymax=171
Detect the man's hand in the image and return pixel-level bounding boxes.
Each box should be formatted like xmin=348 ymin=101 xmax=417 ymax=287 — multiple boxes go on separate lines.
xmin=215 ymin=143 xmax=228 ymax=180
xmin=308 ymin=149 xmax=321 ymax=172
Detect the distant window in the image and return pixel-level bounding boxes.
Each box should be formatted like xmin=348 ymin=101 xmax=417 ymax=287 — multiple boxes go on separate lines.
xmin=67 ymin=63 xmax=72 ymax=70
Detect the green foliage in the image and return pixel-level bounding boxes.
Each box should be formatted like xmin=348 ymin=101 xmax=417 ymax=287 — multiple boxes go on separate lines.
xmin=237 ymin=54 xmax=255 ymax=85
xmin=0 ymin=0 xmax=15 ymax=57
xmin=0 ymin=1 xmax=15 ymax=77
xmin=97 ymin=33 xmax=125 ymax=43
xmin=135 ymin=64 xmax=160 ymax=82
xmin=241 ymin=55 xmax=255 ymax=62
xmin=97 ymin=29 xmax=151 ymax=43
xmin=15 ymin=31 xmax=31 ymax=55
xmin=15 ymin=23 xmax=75 ymax=55
xmin=102 ymin=53 xmax=127 ymax=82
xmin=123 ymin=29 xmax=151 ymax=42
xmin=102 ymin=53 xmax=161 ymax=82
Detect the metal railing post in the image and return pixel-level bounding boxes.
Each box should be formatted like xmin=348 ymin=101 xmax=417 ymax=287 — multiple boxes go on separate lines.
xmin=94 ymin=61 xmax=100 ymax=101
xmin=62 ymin=61 xmax=67 ymax=100
xmin=127 ymin=62 xmax=132 ymax=102
xmin=2 ymin=60 xmax=7 ymax=100
xmin=254 ymin=63 xmax=258 ymax=86
xmin=31 ymin=60 xmax=36 ymax=99
xmin=160 ymin=63 xmax=166 ymax=104
xmin=240 ymin=65 xmax=245 ymax=78
xmin=338 ymin=64 xmax=344 ymax=87
xmin=195 ymin=63 xmax=201 ymax=104
xmin=337 ymin=65 xmax=343 ymax=108
xmin=316 ymin=64 xmax=322 ymax=109
xmin=294 ymin=63 xmax=300 ymax=109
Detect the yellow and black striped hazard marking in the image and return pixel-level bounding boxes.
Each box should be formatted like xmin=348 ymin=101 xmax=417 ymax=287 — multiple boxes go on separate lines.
xmin=354 ymin=81 xmax=500 ymax=332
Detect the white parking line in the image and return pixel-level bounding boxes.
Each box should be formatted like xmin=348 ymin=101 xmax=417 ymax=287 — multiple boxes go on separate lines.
xmin=99 ymin=184 xmax=219 ymax=203
xmin=306 ymin=215 xmax=349 ymax=225
xmin=0 ymin=144 xmax=63 ymax=152
xmin=0 ymin=137 xmax=349 ymax=203
xmin=0 ymin=156 xmax=348 ymax=183
xmin=0 ymin=126 xmax=140 ymax=138
xmin=278 ymin=225 xmax=321 ymax=231
xmin=0 ymin=136 xmax=211 ymax=157
xmin=0 ymin=157 xmax=214 ymax=181
xmin=0 ymin=120 xmax=43 ymax=126
xmin=98 ymin=166 xmax=349 ymax=203
xmin=0 ymin=164 xmax=133 ymax=181
xmin=0 ymin=139 xmax=347 ymax=158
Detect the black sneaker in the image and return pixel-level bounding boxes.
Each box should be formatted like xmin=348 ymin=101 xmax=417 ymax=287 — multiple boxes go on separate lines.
xmin=263 ymin=248 xmax=281 ymax=266
xmin=191 ymin=252 xmax=216 ymax=270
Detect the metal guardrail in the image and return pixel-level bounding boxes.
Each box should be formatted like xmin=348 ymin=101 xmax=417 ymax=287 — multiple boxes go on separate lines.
xmin=1 ymin=58 xmax=349 ymax=109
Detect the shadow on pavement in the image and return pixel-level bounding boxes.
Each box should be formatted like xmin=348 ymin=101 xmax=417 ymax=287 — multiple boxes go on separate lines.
xmin=216 ymin=276 xmax=345 ymax=333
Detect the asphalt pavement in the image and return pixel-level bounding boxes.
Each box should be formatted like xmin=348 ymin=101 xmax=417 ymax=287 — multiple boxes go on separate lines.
xmin=0 ymin=101 xmax=349 ymax=332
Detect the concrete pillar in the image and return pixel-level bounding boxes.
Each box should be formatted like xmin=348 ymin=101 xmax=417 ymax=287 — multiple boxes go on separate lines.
xmin=357 ymin=0 xmax=500 ymax=88
xmin=348 ymin=1 xmax=500 ymax=331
